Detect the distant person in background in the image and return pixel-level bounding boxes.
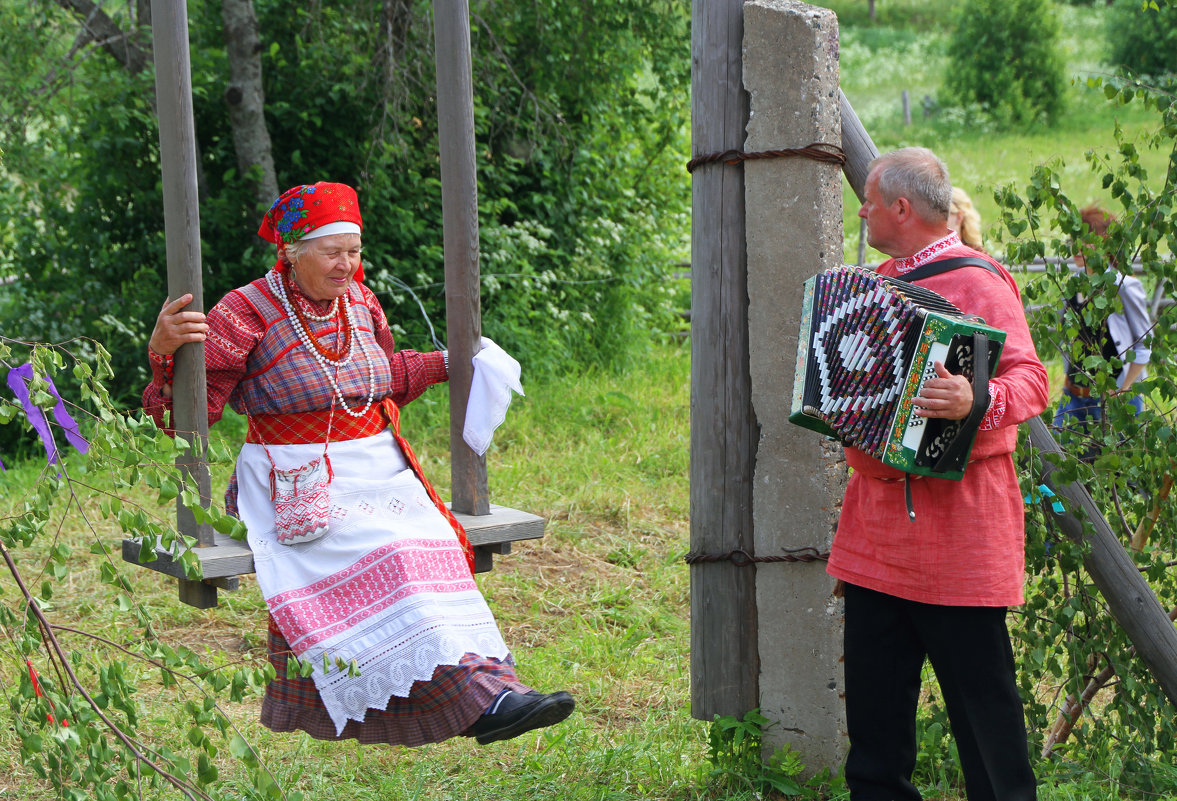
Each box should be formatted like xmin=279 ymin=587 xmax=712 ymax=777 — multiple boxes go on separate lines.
xmin=1053 ymin=204 xmax=1151 ymax=457
xmin=948 ymin=186 xmax=985 ymax=252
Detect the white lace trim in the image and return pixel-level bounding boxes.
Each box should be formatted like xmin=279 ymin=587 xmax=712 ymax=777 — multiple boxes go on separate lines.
xmin=313 ymin=611 xmax=510 ymax=732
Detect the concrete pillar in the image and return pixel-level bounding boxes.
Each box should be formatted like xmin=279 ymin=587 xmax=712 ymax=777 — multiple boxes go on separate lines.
xmin=743 ymin=0 xmax=846 ymax=771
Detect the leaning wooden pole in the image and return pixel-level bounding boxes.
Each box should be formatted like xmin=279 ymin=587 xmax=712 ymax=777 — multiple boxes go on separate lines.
xmin=839 ymin=93 xmax=1177 ymax=707
xmin=1026 ymin=416 xmax=1177 ymax=704
xmin=433 ymin=0 xmax=489 ymax=516
xmin=839 ymin=90 xmax=877 ymax=199
xmin=150 ymin=0 xmax=216 ymax=609
xmin=689 ymin=0 xmax=759 ymax=719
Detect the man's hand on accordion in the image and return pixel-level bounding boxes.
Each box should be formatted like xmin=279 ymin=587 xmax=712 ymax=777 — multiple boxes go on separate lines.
xmin=913 ymin=361 xmax=975 ymax=420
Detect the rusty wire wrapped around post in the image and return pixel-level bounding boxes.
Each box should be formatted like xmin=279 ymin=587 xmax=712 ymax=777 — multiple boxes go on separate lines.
xmin=686 ymin=143 xmax=846 ymax=173
xmin=684 ymin=547 xmax=829 ymax=566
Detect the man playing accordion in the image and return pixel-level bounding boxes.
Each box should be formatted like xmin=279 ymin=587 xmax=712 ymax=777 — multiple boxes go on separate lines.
xmin=827 ymin=147 xmax=1049 ymax=801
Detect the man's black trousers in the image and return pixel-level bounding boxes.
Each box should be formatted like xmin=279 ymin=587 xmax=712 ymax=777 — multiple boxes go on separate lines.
xmin=842 ymin=582 xmax=1038 ymax=801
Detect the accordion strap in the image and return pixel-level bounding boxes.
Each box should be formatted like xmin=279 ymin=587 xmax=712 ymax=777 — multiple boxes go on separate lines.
xmin=905 ymin=331 xmax=993 ymax=522
xmin=904 ymin=256 xmax=1000 ymax=475
xmin=932 ymin=330 xmax=993 ymax=474
xmin=902 ymin=256 xmax=1000 ymax=282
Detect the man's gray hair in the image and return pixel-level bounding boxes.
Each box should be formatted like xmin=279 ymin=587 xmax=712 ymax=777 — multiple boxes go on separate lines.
xmin=869 ymin=147 xmax=952 ymax=222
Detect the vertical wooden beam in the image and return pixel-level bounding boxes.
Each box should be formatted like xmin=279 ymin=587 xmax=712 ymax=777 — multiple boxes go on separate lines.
xmin=689 ymin=0 xmax=759 ymax=719
xmin=433 ymin=0 xmax=489 ymax=516
xmin=150 ymin=0 xmax=216 ymax=608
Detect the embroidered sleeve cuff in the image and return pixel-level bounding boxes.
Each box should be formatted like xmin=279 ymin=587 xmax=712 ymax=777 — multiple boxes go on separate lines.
xmin=978 ymin=380 xmax=1004 ymax=430
xmin=425 ymin=350 xmax=449 ymax=383
xmin=148 ymin=348 xmax=175 ymax=388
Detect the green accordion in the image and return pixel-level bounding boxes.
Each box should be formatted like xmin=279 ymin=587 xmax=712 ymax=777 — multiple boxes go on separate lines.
xmin=790 ymin=265 xmax=1006 ymax=481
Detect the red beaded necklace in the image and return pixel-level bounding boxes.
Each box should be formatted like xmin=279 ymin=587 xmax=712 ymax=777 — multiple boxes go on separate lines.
xmin=286 ymin=272 xmax=352 ymax=362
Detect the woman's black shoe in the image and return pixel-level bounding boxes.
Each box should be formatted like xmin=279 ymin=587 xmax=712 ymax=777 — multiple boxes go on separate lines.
xmin=469 ymin=690 xmax=575 ymax=745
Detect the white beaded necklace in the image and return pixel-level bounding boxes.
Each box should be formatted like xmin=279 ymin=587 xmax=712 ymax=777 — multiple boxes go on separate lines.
xmin=268 ymin=270 xmax=377 ymax=418
xmin=300 ymin=293 xmax=339 ymax=322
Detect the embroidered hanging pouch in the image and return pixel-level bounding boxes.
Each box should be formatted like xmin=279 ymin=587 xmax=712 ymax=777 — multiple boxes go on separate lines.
xmin=269 ymin=454 xmax=333 ymax=545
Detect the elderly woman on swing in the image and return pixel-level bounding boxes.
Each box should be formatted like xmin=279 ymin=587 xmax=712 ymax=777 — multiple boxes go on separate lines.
xmin=143 ymin=181 xmax=573 ymax=747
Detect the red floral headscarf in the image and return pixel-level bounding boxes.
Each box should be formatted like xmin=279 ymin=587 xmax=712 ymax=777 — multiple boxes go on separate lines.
xmin=257 ymin=182 xmax=365 ymax=281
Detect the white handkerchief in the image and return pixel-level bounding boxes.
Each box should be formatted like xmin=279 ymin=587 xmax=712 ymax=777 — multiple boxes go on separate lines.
xmin=463 ymin=338 xmax=524 ymax=456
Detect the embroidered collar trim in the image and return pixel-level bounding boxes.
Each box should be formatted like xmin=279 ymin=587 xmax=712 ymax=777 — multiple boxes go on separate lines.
xmin=891 ymin=231 xmax=962 ymax=273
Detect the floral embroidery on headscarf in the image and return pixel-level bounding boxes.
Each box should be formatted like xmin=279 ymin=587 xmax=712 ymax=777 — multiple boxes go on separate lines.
xmin=256 ymin=182 xmax=366 ymax=282
xmin=257 ymin=183 xmax=361 ymax=245
xmin=271 ymin=192 xmax=311 ymax=243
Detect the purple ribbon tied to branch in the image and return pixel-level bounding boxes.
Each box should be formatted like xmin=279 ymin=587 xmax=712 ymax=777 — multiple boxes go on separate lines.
xmin=6 ymin=363 xmax=90 ymax=470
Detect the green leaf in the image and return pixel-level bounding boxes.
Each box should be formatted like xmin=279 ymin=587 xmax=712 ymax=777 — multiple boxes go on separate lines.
xmin=197 ymin=753 xmax=218 ymax=785
xmin=158 ymin=480 xmax=179 ymax=502
xmin=228 ymin=733 xmax=251 ymax=759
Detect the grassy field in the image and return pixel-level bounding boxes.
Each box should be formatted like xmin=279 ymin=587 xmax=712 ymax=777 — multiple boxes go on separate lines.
xmin=830 ymin=0 xmax=1172 ymax=265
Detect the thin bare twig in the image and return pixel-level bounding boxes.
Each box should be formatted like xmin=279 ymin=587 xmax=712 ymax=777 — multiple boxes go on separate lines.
xmin=1 ymin=539 xmax=213 ymax=801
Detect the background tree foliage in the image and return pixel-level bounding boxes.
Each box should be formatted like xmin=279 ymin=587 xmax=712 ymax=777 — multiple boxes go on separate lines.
xmin=0 ymin=0 xmax=691 ymax=414
xmin=1108 ymin=0 xmax=1177 ymax=78
xmin=944 ymin=0 xmax=1066 ymax=126
xmin=994 ymin=73 xmax=1177 ymax=792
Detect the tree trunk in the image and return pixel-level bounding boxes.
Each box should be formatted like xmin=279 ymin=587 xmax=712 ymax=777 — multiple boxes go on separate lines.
xmin=54 ymin=0 xmax=210 ymax=199
xmin=220 ymin=0 xmax=278 ymax=212
xmin=381 ymin=0 xmax=414 ymax=81
xmin=1043 ymin=606 xmax=1177 ymax=755
xmin=56 ymin=0 xmax=150 ymax=74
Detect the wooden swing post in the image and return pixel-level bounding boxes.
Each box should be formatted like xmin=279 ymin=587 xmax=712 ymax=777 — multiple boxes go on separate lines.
xmin=148 ymin=0 xmax=222 ymax=609
xmin=432 ymin=0 xmax=545 ymax=571
xmin=433 ymin=0 xmax=488 ymax=517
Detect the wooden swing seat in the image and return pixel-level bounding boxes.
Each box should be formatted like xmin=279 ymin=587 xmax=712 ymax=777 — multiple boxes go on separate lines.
xmin=121 ymin=504 xmax=544 ymax=608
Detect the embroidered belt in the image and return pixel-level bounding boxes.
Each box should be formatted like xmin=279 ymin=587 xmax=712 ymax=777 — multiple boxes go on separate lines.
xmin=873 ymin=474 xmax=924 ymax=483
xmin=247 ymin=398 xmax=402 ymax=445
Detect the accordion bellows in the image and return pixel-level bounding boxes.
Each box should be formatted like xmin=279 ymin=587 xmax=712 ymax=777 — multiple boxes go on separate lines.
xmin=790 ymin=265 xmax=1006 ymax=481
